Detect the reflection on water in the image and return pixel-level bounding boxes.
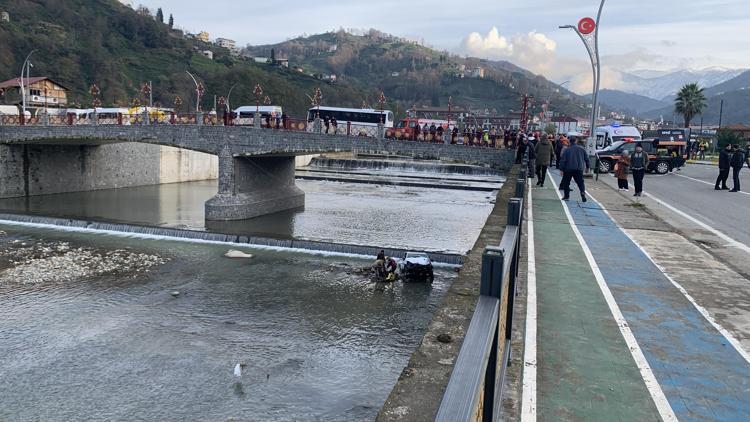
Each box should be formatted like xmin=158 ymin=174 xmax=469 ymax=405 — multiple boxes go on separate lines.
xmin=0 ymin=226 xmax=455 ymax=422
xmin=0 ymin=179 xmax=497 ymax=255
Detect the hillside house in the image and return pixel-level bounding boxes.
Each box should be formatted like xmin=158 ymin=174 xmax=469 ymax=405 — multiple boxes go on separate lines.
xmin=1 ymin=11 xmax=9 ymax=22
xmin=0 ymin=77 xmax=69 ymax=109
xmin=723 ymin=124 xmax=750 ymax=141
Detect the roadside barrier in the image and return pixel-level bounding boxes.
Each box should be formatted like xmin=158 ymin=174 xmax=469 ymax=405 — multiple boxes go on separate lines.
xmin=435 ymin=163 xmax=527 ymax=422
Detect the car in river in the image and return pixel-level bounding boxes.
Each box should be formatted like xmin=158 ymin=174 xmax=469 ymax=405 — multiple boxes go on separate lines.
xmin=401 ymin=252 xmax=434 ymax=282
xmin=596 ymin=139 xmax=687 ymax=175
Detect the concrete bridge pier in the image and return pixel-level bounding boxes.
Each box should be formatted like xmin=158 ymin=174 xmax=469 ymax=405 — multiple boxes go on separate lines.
xmin=205 ymin=146 xmax=305 ymax=221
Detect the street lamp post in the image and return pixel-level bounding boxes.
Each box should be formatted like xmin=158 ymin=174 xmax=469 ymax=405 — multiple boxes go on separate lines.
xmin=19 ymin=50 xmax=37 ymax=117
xmin=559 ymin=0 xmax=606 ymax=168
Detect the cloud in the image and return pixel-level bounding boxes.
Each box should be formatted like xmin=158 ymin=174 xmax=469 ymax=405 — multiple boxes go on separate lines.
xmin=458 ymin=26 xmax=679 ymax=94
xmin=460 ymin=27 xmax=556 ymax=68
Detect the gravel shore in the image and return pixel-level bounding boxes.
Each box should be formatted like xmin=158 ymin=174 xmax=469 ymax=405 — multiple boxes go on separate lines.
xmin=0 ymin=232 xmax=169 ymax=284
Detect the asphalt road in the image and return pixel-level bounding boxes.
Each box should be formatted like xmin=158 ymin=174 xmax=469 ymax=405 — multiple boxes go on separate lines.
xmin=640 ymin=163 xmax=750 ymax=247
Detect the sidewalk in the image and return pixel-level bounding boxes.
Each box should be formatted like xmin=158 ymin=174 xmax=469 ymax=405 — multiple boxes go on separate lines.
xmin=523 ymin=175 xmax=750 ymax=421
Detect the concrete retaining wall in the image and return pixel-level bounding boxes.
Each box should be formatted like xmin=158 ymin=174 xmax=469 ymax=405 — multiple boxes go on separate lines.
xmin=0 ymin=143 xmax=217 ymax=198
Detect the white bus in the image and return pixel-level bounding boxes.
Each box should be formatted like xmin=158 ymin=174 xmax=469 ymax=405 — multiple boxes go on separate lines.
xmin=234 ymin=105 xmax=283 ymax=126
xmin=307 ymin=106 xmax=394 ymax=135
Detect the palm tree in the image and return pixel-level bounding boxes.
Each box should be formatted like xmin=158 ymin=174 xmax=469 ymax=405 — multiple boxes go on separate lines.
xmin=675 ymin=83 xmax=707 ymax=128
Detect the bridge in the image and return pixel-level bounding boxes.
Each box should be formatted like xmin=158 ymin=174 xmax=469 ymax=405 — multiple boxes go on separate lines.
xmin=0 ymin=124 xmax=514 ymax=220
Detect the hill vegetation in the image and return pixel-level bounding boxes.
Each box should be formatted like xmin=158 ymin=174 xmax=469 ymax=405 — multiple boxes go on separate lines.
xmin=0 ymin=0 xmax=592 ymax=120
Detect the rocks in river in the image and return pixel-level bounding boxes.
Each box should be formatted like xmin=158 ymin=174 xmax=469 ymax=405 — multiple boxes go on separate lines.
xmin=224 ymin=250 xmax=254 ymax=259
xmin=0 ymin=240 xmax=169 ymax=284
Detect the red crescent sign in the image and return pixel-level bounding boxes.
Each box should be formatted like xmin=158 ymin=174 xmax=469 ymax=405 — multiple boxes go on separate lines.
xmin=578 ymin=17 xmax=596 ymax=35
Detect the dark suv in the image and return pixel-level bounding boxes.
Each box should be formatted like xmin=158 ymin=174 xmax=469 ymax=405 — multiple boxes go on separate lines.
xmin=596 ymin=139 xmax=687 ymax=175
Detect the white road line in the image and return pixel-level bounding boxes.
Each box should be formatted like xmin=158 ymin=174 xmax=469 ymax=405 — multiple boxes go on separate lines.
xmin=644 ymin=191 xmax=750 ymax=255
xmin=550 ymin=172 xmax=677 ymax=421
xmin=521 ymin=183 xmax=537 ymax=422
xmin=587 ymin=193 xmax=750 ymax=365
xmin=674 ymin=173 xmax=750 ymax=197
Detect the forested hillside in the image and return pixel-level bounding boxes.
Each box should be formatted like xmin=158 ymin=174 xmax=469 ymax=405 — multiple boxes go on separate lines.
xmin=0 ymin=0 xmax=591 ymax=119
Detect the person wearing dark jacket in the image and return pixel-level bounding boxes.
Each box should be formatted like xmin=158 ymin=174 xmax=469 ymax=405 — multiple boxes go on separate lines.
xmin=715 ymin=144 xmax=732 ymax=190
xmin=535 ymin=136 xmax=554 ymax=187
xmin=526 ymin=137 xmax=537 ymax=179
xmin=630 ymin=144 xmax=650 ymax=197
xmin=559 ymin=140 xmax=590 ymax=202
xmin=730 ymin=144 xmax=745 ymax=192
xmin=746 ymin=144 xmax=750 ymax=169
xmin=516 ymin=136 xmax=528 ymax=164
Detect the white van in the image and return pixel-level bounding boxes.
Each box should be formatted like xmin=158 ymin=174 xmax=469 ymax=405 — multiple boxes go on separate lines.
xmin=595 ymin=125 xmax=641 ymax=148
xmin=233 ymin=105 xmax=283 ymax=126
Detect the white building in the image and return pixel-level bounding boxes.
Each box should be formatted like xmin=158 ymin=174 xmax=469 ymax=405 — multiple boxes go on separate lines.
xmin=1 ymin=11 xmax=9 ymax=22
xmin=201 ymin=50 xmax=213 ymax=60
xmin=215 ymin=38 xmax=236 ymax=49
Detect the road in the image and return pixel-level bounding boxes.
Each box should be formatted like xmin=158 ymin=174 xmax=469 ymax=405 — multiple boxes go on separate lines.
xmin=639 ymin=163 xmax=750 ymax=247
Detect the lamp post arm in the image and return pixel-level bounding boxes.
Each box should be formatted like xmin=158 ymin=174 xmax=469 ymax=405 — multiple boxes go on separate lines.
xmin=185 ymin=71 xmax=200 ymax=111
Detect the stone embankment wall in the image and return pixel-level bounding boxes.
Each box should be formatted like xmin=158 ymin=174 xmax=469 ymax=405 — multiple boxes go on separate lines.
xmin=0 ymin=143 xmax=217 ymax=198
xmin=377 ymin=164 xmax=521 ymax=422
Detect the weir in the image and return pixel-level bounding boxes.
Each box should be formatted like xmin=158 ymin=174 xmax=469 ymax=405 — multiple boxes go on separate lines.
xmin=308 ymin=157 xmax=504 ymax=176
xmin=0 ymin=212 xmax=465 ymax=265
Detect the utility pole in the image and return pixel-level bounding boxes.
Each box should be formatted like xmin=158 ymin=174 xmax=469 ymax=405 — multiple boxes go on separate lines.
xmin=718 ymin=99 xmax=724 ymax=128
xmin=19 ymin=50 xmax=36 ymax=116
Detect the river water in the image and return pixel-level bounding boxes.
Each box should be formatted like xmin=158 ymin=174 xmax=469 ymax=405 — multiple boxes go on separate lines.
xmin=0 ymin=157 xmax=501 ymax=421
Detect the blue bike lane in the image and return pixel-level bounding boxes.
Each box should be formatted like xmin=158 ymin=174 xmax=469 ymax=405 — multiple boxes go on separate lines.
xmin=560 ymin=193 xmax=750 ymax=421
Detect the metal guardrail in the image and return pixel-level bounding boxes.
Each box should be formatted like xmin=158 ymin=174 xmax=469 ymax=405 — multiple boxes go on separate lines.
xmin=436 ymin=165 xmax=527 ymax=422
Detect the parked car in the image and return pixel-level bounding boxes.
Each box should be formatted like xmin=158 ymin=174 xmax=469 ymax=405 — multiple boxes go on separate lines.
xmin=596 ymin=139 xmax=687 ymax=175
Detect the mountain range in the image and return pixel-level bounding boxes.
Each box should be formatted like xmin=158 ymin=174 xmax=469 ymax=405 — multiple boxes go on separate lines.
xmin=588 ymin=68 xmax=750 ymax=125
xmin=617 ymin=67 xmax=745 ymax=101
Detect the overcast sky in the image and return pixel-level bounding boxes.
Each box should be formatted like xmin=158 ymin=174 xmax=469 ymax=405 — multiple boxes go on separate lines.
xmin=136 ymin=0 xmax=749 ymax=90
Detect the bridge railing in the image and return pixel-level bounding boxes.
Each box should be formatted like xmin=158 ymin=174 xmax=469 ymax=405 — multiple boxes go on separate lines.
xmin=435 ymin=165 xmax=527 ymax=422
xmin=1 ymin=111 xmax=517 ymax=149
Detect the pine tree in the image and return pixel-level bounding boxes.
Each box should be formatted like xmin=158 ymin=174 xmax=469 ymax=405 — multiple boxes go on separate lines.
xmin=168 ymin=14 xmax=174 ymax=28
xmin=270 ymin=48 xmax=276 ymax=64
xmin=156 ymin=8 xmax=164 ymax=23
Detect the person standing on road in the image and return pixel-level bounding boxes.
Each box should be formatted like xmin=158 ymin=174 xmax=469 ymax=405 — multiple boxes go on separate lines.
xmin=615 ymin=150 xmax=631 ymax=191
xmin=630 ymin=144 xmax=650 ymax=197
xmin=698 ymin=141 xmax=707 ymax=161
xmin=730 ymin=144 xmax=745 ymax=193
xmin=535 ymin=135 xmax=554 ymax=187
xmin=559 ymin=139 xmax=590 ymax=202
xmin=745 ymin=144 xmax=750 ymax=169
xmin=715 ymin=144 xmax=732 ymax=190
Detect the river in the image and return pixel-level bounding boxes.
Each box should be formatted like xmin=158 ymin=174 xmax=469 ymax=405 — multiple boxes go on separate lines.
xmin=0 ymin=156 xmax=501 ymax=421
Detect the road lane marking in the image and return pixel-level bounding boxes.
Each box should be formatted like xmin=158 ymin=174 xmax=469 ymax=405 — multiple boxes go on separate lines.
xmin=521 ymin=183 xmax=537 ymax=422
xmin=587 ymin=193 xmax=750 ymax=365
xmin=550 ymin=172 xmax=677 ymax=421
xmin=644 ymin=191 xmax=750 ymax=255
xmin=674 ymin=173 xmax=750 ymax=197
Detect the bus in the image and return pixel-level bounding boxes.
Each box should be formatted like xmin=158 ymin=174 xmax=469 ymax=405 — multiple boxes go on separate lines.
xmin=307 ymin=106 xmax=394 ymax=136
xmin=234 ymin=105 xmax=283 ymax=126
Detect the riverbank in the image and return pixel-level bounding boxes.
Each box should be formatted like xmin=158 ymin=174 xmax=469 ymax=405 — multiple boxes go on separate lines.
xmin=377 ymin=164 xmax=520 ymax=421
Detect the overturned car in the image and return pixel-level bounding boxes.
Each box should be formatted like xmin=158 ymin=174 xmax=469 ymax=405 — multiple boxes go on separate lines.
xmin=401 ymin=252 xmax=434 ymax=282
